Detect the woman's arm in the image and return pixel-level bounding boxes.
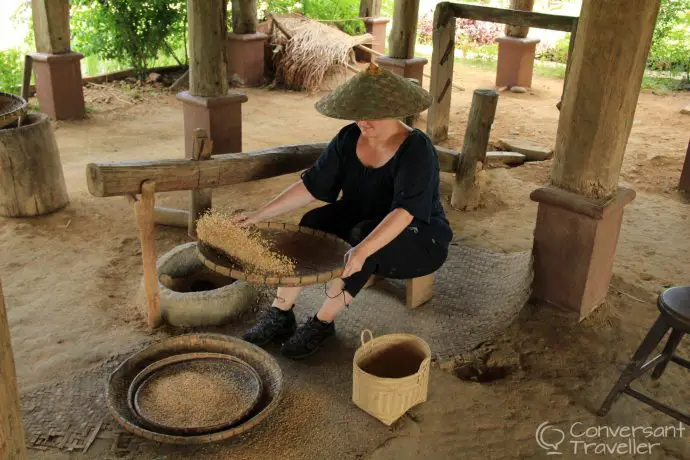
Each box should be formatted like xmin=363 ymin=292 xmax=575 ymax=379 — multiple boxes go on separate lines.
xmin=232 ymin=180 xmax=316 ymax=225
xmin=342 ymin=208 xmax=413 ymax=278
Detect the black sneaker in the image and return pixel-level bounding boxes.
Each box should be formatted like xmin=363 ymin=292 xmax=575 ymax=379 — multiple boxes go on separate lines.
xmin=281 ymin=316 xmax=335 ymax=359
xmin=241 ymin=307 xmax=296 ymax=346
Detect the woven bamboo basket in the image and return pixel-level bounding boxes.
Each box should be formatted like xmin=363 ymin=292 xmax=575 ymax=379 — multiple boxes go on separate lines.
xmin=352 ymin=330 xmax=431 ymax=426
xmin=0 ymin=92 xmax=27 ymax=129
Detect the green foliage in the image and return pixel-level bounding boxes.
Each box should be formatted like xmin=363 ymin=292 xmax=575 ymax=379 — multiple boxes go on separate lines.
xmin=536 ymin=35 xmax=570 ymax=64
xmin=0 ymin=49 xmax=23 ymax=95
xmin=71 ymin=0 xmax=186 ymax=79
xmin=303 ymin=0 xmax=365 ymax=35
xmin=648 ymin=0 xmax=690 ymax=79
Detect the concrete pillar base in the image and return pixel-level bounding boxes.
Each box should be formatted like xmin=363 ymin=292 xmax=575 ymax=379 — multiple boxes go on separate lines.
xmin=227 ymin=32 xmax=268 ymax=87
xmin=355 ymin=18 xmax=390 ymax=62
xmin=375 ymin=56 xmax=427 ymax=87
xmin=176 ymin=91 xmax=248 ymax=155
xmin=530 ymin=186 xmax=636 ymax=320
xmin=30 ymin=52 xmax=85 ymax=120
xmin=495 ymin=36 xmax=540 ymax=89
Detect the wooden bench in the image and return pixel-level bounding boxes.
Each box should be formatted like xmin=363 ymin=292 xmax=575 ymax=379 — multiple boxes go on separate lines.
xmin=364 ymin=272 xmax=436 ymax=308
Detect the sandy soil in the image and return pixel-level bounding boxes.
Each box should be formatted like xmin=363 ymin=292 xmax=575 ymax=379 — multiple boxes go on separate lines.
xmin=3 ymin=62 xmax=690 ymax=459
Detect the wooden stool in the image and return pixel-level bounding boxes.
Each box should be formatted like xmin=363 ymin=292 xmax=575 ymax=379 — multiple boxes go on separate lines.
xmin=597 ymin=286 xmax=690 ymax=424
xmin=364 ymin=272 xmax=436 ymax=309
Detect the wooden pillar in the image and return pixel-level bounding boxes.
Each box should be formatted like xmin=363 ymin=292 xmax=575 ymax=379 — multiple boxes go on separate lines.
xmin=232 ymin=0 xmax=257 ymax=34
xmin=228 ymin=0 xmax=267 ymax=87
xmin=134 ymin=182 xmax=162 ymax=329
xmin=506 ymin=0 xmax=534 ymax=37
xmin=679 ymin=139 xmax=690 ymax=192
xmin=0 ymin=280 xmax=29 ymax=460
xmin=531 ymin=0 xmax=661 ymax=319
xmin=426 ymin=3 xmax=455 ymax=143
xmin=388 ymin=0 xmax=420 ymax=59
xmin=360 ymin=0 xmax=382 ymax=17
xmin=451 ymin=89 xmax=499 ymax=210
xmin=30 ymin=0 xmax=85 ymax=120
xmin=550 ymin=0 xmax=661 ymax=199
xmin=188 ymin=0 xmax=229 ymax=97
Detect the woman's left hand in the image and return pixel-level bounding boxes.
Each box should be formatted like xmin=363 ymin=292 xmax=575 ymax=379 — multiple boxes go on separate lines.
xmin=342 ymin=245 xmax=369 ymax=278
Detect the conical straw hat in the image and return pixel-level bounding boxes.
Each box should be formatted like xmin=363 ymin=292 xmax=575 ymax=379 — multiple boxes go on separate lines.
xmin=315 ymin=63 xmax=432 ymax=120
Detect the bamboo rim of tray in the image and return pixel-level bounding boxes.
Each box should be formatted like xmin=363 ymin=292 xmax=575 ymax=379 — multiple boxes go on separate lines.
xmin=196 ymin=221 xmax=351 ymax=287
xmin=0 ymin=92 xmax=27 ymax=128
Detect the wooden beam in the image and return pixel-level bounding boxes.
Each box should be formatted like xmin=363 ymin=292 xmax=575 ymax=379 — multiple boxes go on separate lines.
xmin=451 ymin=89 xmax=499 ymax=210
xmin=360 ymin=0 xmax=382 ymax=18
xmin=31 ymin=0 xmax=70 ymax=54
xmin=426 ymin=3 xmax=456 ymax=143
xmin=87 ymin=143 xmax=461 ymax=197
xmin=388 ymin=0 xmax=421 ymax=59
xmin=232 ymin=0 xmax=258 ymax=34
xmin=188 ymin=0 xmax=229 ymax=97
xmin=443 ymin=2 xmax=576 ymax=32
xmin=188 ymin=130 xmax=213 ymax=239
xmin=550 ymin=0 xmax=661 ymax=199
xmin=134 ymin=182 xmax=161 ymax=329
xmin=506 ymin=0 xmax=535 ymax=38
xmin=0 ymin=279 xmax=29 ymax=460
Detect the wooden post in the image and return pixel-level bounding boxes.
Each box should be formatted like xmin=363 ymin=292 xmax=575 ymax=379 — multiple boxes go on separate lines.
xmin=388 ymin=0 xmax=420 ymax=59
xmin=550 ymin=0 xmax=661 ymax=199
xmin=0 ymin=279 xmax=29 ymax=460
xmin=360 ymin=0 xmax=382 ymax=17
xmin=679 ymin=139 xmax=690 ymax=192
xmin=557 ymin=18 xmax=578 ymax=111
xmin=427 ymin=3 xmax=456 ymax=143
xmin=188 ymin=129 xmax=214 ymax=238
xmin=451 ymin=89 xmax=498 ymax=210
xmin=232 ymin=0 xmax=257 ymax=34
xmin=31 ymin=0 xmax=70 ymax=54
xmin=187 ymin=0 xmax=229 ymax=97
xmin=506 ymin=0 xmax=534 ymax=37
xmin=134 ymin=181 xmax=161 ymax=329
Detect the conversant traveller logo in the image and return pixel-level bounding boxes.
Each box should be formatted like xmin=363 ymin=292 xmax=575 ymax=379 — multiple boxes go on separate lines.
xmin=535 ymin=421 xmax=685 ymax=455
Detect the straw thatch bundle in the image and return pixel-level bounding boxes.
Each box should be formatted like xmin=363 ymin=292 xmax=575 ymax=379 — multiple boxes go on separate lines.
xmin=270 ymin=16 xmax=373 ymax=92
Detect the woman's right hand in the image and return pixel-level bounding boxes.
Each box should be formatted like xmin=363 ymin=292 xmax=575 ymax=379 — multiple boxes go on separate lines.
xmin=230 ymin=210 xmax=262 ymax=226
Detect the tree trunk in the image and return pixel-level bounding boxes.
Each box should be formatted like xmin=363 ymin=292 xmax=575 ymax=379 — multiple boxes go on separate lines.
xmin=31 ymin=0 xmax=70 ymax=53
xmin=388 ymin=0 xmax=420 ymax=59
xmin=0 ymin=113 xmax=69 ymax=217
xmin=0 ymin=279 xmax=29 ymax=460
xmin=506 ymin=0 xmax=534 ymax=38
xmin=232 ymin=0 xmax=257 ymax=34
xmin=451 ymin=89 xmax=499 ymax=210
xmin=550 ymin=0 xmax=661 ymax=199
xmin=360 ymin=0 xmax=382 ymax=17
xmin=187 ymin=0 xmax=229 ymax=97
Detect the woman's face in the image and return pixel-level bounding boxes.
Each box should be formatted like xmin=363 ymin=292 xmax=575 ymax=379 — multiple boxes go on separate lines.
xmin=356 ymin=119 xmax=397 ymax=138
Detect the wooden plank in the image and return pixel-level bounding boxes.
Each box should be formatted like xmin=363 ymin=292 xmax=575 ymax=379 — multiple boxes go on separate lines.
xmin=0 ymin=279 xmax=29 ymax=460
xmin=445 ymin=2 xmax=576 ymax=32
xmin=451 ymin=89 xmax=499 ymax=210
xmin=550 ymin=0 xmax=661 ymax=199
xmin=426 ymin=3 xmax=456 ymax=143
xmin=405 ymin=273 xmax=435 ymax=308
xmin=188 ymin=0 xmax=229 ymax=97
xmin=87 ymin=143 xmax=461 ymax=197
xmin=389 ymin=0 xmax=421 ymax=59
xmin=188 ymin=130 xmax=214 ymax=238
xmin=134 ymin=181 xmax=161 ymax=329
xmin=31 ymin=0 xmax=70 ymax=54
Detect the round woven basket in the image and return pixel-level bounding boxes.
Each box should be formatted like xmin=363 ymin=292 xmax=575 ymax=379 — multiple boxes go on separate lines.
xmin=126 ymin=352 xmax=263 ymax=436
xmin=197 ymin=222 xmax=352 ymax=286
xmin=107 ymin=334 xmax=283 ymax=444
xmin=0 ymin=93 xmax=28 ymax=129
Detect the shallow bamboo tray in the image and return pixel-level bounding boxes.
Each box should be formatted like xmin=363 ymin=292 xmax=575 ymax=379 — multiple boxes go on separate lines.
xmin=107 ymin=334 xmax=283 ymax=444
xmin=197 ymin=222 xmax=352 ymax=286
xmin=0 ymin=92 xmax=27 ymax=129
xmin=126 ymin=352 xmax=262 ymax=436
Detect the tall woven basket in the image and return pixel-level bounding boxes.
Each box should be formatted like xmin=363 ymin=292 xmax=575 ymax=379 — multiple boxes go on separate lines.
xmin=352 ymin=330 xmax=431 ymax=426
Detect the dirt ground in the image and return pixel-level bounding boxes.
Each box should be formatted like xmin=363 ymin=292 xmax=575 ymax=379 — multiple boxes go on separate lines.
xmin=3 ymin=62 xmax=690 ymax=459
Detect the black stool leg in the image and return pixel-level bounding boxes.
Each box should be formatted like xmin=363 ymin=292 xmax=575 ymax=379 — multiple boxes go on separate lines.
xmin=597 ymin=316 xmax=670 ymax=416
xmin=651 ymin=330 xmax=685 ymax=380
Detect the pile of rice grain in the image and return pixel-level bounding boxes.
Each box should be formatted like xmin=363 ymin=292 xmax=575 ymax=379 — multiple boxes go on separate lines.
xmin=197 ymin=211 xmax=296 ymax=276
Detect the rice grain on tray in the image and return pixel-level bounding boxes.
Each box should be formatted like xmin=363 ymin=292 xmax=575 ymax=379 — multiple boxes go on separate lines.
xmin=197 ymin=211 xmax=296 ymax=276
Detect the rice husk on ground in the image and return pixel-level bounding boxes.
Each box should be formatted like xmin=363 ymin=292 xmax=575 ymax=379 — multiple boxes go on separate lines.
xmin=196 ymin=211 xmax=296 ymax=276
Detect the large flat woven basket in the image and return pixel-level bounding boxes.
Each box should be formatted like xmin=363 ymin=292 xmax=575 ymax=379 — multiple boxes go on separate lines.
xmin=197 ymin=222 xmax=351 ymax=287
xmin=0 ymin=92 xmax=27 ymax=129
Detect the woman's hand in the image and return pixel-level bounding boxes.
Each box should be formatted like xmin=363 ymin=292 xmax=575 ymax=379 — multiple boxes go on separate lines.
xmin=342 ymin=244 xmax=370 ymax=278
xmin=230 ymin=210 xmax=262 ymax=226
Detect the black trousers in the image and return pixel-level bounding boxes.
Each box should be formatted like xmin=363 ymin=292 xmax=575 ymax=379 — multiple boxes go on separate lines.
xmin=299 ymin=201 xmax=449 ymax=297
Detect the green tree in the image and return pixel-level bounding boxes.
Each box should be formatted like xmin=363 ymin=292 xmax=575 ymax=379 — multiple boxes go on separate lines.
xmin=649 ymin=0 xmax=690 ymax=80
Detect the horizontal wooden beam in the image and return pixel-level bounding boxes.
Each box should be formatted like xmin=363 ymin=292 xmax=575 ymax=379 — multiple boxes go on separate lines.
xmin=87 ymin=143 xmax=461 ymax=197
xmin=444 ymin=2 xmax=576 ymax=32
